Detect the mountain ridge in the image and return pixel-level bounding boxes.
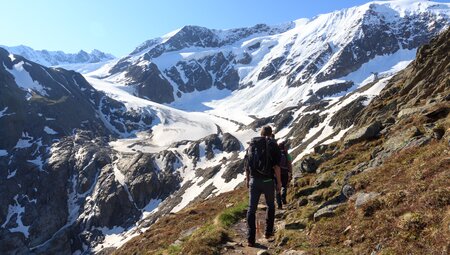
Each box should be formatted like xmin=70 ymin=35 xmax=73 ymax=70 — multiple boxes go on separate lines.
xmin=1 ymin=45 xmax=115 ymax=67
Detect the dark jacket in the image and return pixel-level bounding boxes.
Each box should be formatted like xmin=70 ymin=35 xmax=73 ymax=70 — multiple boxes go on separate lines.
xmin=245 ymin=136 xmax=281 ymax=179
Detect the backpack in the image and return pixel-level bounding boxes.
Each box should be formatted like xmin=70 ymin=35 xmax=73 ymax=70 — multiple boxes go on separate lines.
xmin=279 ymin=150 xmax=290 ymax=176
xmin=246 ymin=137 xmax=273 ymax=177
xmin=280 ymin=150 xmax=288 ymax=171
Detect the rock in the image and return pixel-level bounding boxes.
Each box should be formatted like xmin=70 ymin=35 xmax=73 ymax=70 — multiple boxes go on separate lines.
xmin=314 ymin=81 xmax=354 ymax=99
xmin=185 ymin=142 xmax=200 ymax=159
xmin=278 ymin=236 xmax=289 ymax=246
xmin=329 ymin=96 xmax=366 ymax=129
xmin=314 ymin=203 xmax=342 ymax=221
xmin=222 ymin=133 xmax=241 ymax=152
xmin=257 ymin=250 xmax=271 ymax=255
xmin=178 ymin=226 xmax=198 ymax=240
xmin=343 ymin=239 xmax=353 ymax=247
xmin=342 ymin=185 xmax=355 ymax=199
xmin=285 ymin=220 xmax=307 ymax=230
xmin=307 ymin=193 xmax=322 ymax=203
xmin=127 ymin=63 xmax=175 ymax=104
xmin=0 ymin=229 xmax=29 ymax=255
xmin=299 ymin=156 xmax=319 ymax=173
xmin=384 ymin=126 xmax=422 ymax=152
xmin=313 ymin=144 xmax=329 ymax=154
xmin=313 ymin=174 xmax=333 ymax=188
xmin=280 ymin=250 xmax=307 ymax=255
xmin=202 ymin=134 xmax=223 ymax=160
xmin=344 ymin=121 xmax=382 ymax=146
xmin=354 ymin=192 xmax=380 ymax=209
xmin=397 ymin=106 xmax=429 ymax=119
xmin=343 ymin=225 xmax=352 ymax=235
xmin=221 ymin=158 xmax=245 ymax=183
xmin=298 ymin=198 xmax=308 ymax=207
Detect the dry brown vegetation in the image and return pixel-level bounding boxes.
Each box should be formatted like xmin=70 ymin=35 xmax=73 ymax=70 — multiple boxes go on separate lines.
xmin=114 ymin=187 xmax=247 ymax=255
xmin=276 ymin=138 xmax=450 ymax=255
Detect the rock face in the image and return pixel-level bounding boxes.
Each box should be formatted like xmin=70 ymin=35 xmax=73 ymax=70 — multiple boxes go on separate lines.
xmin=126 ymin=62 xmax=174 ymax=103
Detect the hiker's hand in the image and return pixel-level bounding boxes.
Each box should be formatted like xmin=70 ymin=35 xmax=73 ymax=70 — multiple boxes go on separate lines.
xmin=276 ymin=181 xmax=282 ymax=193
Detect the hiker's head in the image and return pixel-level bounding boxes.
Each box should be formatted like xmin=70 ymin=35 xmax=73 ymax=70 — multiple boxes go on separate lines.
xmin=279 ymin=141 xmax=288 ymax=151
xmin=260 ymin=126 xmax=273 ymax=137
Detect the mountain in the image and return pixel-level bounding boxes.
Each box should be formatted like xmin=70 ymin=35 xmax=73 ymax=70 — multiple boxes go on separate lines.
xmin=1 ymin=45 xmax=115 ymax=67
xmin=1 ymin=0 xmax=449 ymax=254
xmin=97 ymin=0 xmax=449 ymax=110
xmin=116 ymin=23 xmax=450 ymax=255
xmin=0 ymin=47 xmax=247 ymax=254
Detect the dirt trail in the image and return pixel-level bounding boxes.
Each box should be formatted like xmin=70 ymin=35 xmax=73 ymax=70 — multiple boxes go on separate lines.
xmin=222 ymin=200 xmax=286 ymax=255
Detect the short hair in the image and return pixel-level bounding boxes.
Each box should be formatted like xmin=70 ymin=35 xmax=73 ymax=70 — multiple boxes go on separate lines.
xmin=261 ymin=126 xmax=273 ymax=137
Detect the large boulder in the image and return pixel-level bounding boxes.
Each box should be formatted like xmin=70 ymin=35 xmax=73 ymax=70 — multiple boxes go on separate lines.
xmin=299 ymin=156 xmax=320 ymax=173
xmin=344 ymin=121 xmax=382 ymax=146
xmin=354 ymin=192 xmax=380 ymax=209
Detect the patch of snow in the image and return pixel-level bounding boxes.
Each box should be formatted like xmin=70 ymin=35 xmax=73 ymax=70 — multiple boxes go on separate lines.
xmin=5 ymin=61 xmax=49 ymax=97
xmin=43 ymin=126 xmax=58 ymax=135
xmin=0 ymin=107 xmax=14 ymax=118
xmin=142 ymin=199 xmax=162 ymax=217
xmin=0 ymin=149 xmax=7 ymax=157
xmin=28 ymin=155 xmax=45 ymax=171
xmin=7 ymin=169 xmax=17 ymax=179
xmin=1 ymin=195 xmax=30 ymax=238
xmin=14 ymin=133 xmax=33 ymax=149
xmin=341 ymin=48 xmax=416 ymax=85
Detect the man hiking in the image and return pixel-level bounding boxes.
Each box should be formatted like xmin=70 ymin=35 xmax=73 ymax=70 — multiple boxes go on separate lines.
xmin=245 ymin=126 xmax=282 ymax=247
xmin=276 ymin=141 xmax=292 ymax=209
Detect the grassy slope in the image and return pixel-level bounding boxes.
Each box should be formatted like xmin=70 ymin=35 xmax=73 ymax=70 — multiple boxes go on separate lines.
xmin=114 ymin=187 xmax=247 ymax=255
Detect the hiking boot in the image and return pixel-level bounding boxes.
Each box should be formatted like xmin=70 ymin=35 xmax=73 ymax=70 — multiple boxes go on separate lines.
xmin=264 ymin=232 xmax=274 ymax=239
xmin=277 ymin=205 xmax=283 ymax=210
xmin=247 ymin=240 xmax=255 ymax=247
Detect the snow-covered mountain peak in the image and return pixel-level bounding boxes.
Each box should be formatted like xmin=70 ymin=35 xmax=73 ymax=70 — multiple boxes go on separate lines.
xmin=0 ymin=45 xmax=115 ymax=67
xmin=366 ymin=0 xmax=450 ymax=17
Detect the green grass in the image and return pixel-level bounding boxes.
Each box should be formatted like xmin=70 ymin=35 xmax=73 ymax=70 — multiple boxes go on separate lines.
xmin=181 ymin=224 xmax=229 ymax=255
xmin=217 ymin=200 xmax=248 ymax=227
xmin=166 ymin=244 xmax=182 ymax=255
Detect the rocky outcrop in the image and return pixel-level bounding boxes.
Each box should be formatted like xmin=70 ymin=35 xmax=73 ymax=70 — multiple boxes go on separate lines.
xmin=125 ymin=63 xmax=174 ymax=103
xmin=344 ymin=121 xmax=382 ymax=146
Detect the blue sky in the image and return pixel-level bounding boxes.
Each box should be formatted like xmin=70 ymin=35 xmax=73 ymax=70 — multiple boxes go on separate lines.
xmin=1 ymin=0 xmax=448 ymax=56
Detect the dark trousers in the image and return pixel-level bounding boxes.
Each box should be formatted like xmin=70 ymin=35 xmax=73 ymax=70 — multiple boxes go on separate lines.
xmin=276 ymin=174 xmax=289 ymax=207
xmin=247 ymin=177 xmax=275 ymax=243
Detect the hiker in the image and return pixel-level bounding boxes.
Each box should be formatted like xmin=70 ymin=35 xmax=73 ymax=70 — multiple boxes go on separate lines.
xmin=276 ymin=141 xmax=292 ymax=209
xmin=244 ymin=126 xmax=282 ymax=247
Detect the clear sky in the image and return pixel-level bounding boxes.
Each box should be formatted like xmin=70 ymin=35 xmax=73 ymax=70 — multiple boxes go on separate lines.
xmin=1 ymin=0 xmax=448 ymax=57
